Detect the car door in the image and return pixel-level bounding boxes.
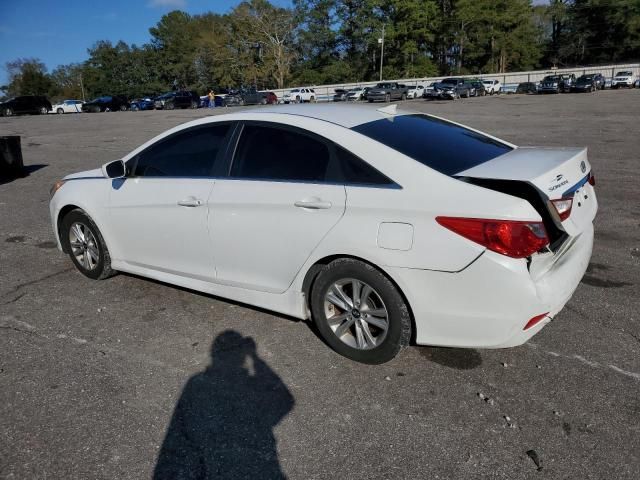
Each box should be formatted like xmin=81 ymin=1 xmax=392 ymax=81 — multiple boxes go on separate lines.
xmin=108 ymin=123 xmax=234 ymax=280
xmin=208 ymin=122 xmax=346 ymax=293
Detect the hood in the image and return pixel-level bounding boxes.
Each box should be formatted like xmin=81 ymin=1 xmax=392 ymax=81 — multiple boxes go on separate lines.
xmin=64 ymin=168 xmax=104 ymax=180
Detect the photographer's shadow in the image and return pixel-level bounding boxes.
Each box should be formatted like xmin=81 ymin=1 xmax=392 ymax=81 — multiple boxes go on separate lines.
xmin=154 ymin=330 xmax=295 ymax=480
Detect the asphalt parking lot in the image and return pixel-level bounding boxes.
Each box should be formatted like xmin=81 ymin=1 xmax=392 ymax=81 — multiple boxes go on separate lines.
xmin=1 ymin=90 xmax=639 ymax=479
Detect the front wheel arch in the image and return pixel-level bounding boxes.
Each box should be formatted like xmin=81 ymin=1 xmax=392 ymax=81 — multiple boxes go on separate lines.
xmin=301 ymin=254 xmax=416 ymax=344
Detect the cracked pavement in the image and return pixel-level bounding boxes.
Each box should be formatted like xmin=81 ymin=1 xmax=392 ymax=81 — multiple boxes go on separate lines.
xmin=1 ymin=91 xmax=639 ymax=479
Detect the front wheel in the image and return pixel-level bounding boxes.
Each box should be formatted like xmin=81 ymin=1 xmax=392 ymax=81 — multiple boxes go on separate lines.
xmin=60 ymin=209 xmax=115 ymax=280
xmin=57 ymin=108 xmax=64 ymax=114
xmin=3 ymin=107 xmax=13 ymax=116
xmin=310 ymin=259 xmax=411 ymax=364
xmin=385 ymin=93 xmax=390 ymax=102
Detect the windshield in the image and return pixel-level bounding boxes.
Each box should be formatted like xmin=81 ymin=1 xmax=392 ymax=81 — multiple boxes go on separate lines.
xmin=91 ymin=96 xmax=111 ymax=102
xmin=578 ymin=76 xmax=593 ymax=81
xmin=617 ymin=71 xmax=632 ymax=76
xmin=290 ymin=89 xmax=300 ymax=93
xmin=376 ymin=83 xmax=393 ymax=88
xmin=352 ymin=114 xmax=512 ymax=176
xmin=543 ymin=76 xmax=560 ymax=82
xmin=441 ymin=79 xmax=459 ymax=85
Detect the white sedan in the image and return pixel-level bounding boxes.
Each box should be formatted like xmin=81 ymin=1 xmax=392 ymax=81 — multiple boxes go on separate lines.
xmin=50 ymin=99 xmax=84 ymax=114
xmin=482 ymin=79 xmax=502 ymax=95
xmin=49 ymin=105 xmax=597 ymax=363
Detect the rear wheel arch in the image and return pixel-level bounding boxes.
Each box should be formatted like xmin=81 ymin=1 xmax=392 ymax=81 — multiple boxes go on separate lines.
xmin=301 ymin=254 xmax=417 ymax=344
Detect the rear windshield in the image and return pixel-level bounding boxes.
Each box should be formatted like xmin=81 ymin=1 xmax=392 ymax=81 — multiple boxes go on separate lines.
xmin=351 ymin=114 xmax=512 ymax=176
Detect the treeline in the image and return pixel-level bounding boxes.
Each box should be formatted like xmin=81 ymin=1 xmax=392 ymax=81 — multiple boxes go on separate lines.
xmin=2 ymin=0 xmax=639 ymax=100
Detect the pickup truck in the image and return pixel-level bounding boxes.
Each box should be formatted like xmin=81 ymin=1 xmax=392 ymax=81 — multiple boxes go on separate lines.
xmin=367 ymin=82 xmax=408 ymax=102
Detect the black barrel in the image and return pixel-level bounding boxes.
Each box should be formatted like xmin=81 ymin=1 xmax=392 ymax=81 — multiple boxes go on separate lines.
xmin=0 ymin=136 xmax=24 ymax=179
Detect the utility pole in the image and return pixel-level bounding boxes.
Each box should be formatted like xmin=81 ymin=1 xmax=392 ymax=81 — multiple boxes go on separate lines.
xmin=378 ymin=24 xmax=385 ymax=82
xmin=79 ymin=73 xmax=85 ymax=102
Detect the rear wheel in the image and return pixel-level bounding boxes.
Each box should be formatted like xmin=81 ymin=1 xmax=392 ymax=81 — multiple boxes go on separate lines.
xmin=310 ymin=96 xmax=316 ymax=103
xmin=3 ymin=107 xmax=13 ymax=116
xmin=39 ymin=106 xmax=48 ymax=114
xmin=385 ymin=93 xmax=390 ymax=102
xmin=310 ymin=259 xmax=411 ymax=364
xmin=166 ymin=102 xmax=175 ymax=110
xmin=401 ymin=93 xmax=407 ymax=101
xmin=60 ymin=209 xmax=115 ymax=280
xmin=119 ymin=104 xmax=127 ymax=111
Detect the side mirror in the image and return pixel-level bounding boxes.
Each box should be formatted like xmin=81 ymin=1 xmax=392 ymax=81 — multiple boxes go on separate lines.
xmin=102 ymin=159 xmax=126 ymax=179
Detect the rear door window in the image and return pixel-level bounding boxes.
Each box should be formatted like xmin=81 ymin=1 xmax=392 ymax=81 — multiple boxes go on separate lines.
xmin=352 ymin=114 xmax=512 ymax=176
xmin=231 ymin=124 xmax=331 ymax=182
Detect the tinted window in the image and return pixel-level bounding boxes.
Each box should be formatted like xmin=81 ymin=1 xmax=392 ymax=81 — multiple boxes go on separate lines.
xmin=231 ymin=125 xmax=330 ymax=182
xmin=352 ymin=114 xmax=512 ymax=176
xmin=133 ymin=124 xmax=229 ymax=177
xmin=332 ymin=147 xmax=394 ymax=186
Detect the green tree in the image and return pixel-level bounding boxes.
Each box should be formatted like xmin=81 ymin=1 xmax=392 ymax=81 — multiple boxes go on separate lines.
xmin=4 ymin=58 xmax=52 ymax=96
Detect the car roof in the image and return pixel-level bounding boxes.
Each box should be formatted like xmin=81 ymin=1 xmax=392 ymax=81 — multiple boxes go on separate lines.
xmin=244 ymin=104 xmax=412 ymax=128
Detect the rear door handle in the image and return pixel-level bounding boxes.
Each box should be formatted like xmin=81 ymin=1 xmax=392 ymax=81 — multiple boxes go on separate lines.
xmin=177 ymin=197 xmax=203 ymax=207
xmin=294 ymin=199 xmax=332 ymax=210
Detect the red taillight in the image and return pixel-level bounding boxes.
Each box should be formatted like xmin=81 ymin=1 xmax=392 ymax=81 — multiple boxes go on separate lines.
xmin=588 ymin=172 xmax=595 ymax=186
xmin=551 ymin=198 xmax=573 ymax=221
xmin=435 ymin=217 xmax=549 ymax=258
xmin=524 ymin=312 xmax=549 ymax=330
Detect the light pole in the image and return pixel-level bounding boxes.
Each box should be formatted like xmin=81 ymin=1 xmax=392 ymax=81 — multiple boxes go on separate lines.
xmin=378 ymin=24 xmax=385 ymax=82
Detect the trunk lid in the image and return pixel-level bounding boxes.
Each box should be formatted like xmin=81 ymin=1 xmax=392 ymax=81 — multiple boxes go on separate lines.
xmin=457 ymin=147 xmax=597 ymax=238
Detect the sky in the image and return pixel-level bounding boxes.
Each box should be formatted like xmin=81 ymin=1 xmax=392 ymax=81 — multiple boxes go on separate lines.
xmin=0 ymin=0 xmax=292 ymax=85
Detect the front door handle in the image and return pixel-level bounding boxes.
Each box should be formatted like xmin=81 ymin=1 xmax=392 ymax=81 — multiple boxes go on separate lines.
xmin=294 ymin=198 xmax=332 ymax=210
xmin=177 ymin=197 xmax=203 ymax=207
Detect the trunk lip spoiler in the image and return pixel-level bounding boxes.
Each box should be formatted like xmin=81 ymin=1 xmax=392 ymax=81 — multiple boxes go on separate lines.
xmin=561 ymin=172 xmax=591 ymax=198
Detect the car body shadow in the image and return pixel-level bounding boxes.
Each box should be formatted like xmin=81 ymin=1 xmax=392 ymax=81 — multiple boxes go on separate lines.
xmin=0 ymin=164 xmax=48 ymax=185
xmin=154 ymin=330 xmax=295 ymax=480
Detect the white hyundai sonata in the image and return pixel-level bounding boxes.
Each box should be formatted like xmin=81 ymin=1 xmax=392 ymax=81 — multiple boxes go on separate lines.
xmin=49 ymin=104 xmax=597 ymax=363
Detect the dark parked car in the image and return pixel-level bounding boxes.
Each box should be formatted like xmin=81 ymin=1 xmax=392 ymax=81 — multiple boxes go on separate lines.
xmin=154 ymin=91 xmax=199 ymax=110
xmin=539 ymin=74 xmax=575 ymax=93
xmin=516 ymin=82 xmax=539 ymax=94
xmin=82 ymin=95 xmax=130 ymax=112
xmin=0 ymin=95 xmax=52 ymax=116
xmin=333 ymin=89 xmax=348 ymax=102
xmin=469 ymin=81 xmax=486 ymax=97
xmin=571 ymin=74 xmax=605 ymax=92
xmin=367 ymin=82 xmax=408 ymax=102
xmin=426 ymin=78 xmax=472 ymax=100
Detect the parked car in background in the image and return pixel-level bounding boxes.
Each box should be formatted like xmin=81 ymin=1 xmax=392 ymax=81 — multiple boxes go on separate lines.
xmin=50 ymin=99 xmax=84 ymax=114
xmin=406 ymin=85 xmax=426 ymax=99
xmin=154 ymin=91 xmax=199 ymax=110
xmin=265 ymin=92 xmax=278 ymax=105
xmin=130 ymin=97 xmax=155 ymax=111
xmin=82 ymin=95 xmax=129 ymax=113
xmin=426 ymin=78 xmax=472 ymax=100
xmin=238 ymin=87 xmax=269 ymax=105
xmin=347 ymin=87 xmax=370 ymax=102
xmin=0 ymin=95 xmax=52 ymax=116
xmin=283 ymin=88 xmax=316 ymax=103
xmin=333 ymin=89 xmax=349 ymax=102
xmin=50 ymin=105 xmax=597 ymax=364
xmin=516 ymin=82 xmax=538 ymax=94
xmin=571 ymin=74 xmax=602 ymax=93
xmin=422 ymin=83 xmax=435 ymax=98
xmin=538 ymin=74 xmax=575 ymax=94
xmin=469 ymin=81 xmax=486 ymax=97
xmin=482 ymin=79 xmax=502 ymax=95
xmin=367 ymin=82 xmax=408 ymax=102
xmin=611 ymin=71 xmax=636 ymax=88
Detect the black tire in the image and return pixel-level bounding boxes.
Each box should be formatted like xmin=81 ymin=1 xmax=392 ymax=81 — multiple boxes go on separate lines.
xmin=60 ymin=209 xmax=116 ymax=280
xmin=261 ymin=97 xmax=267 ymax=105
xmin=3 ymin=107 xmax=13 ymax=116
xmin=57 ymin=108 xmax=64 ymax=114
xmin=191 ymin=101 xmax=198 ymax=109
xmin=166 ymin=102 xmax=175 ymax=110
xmin=368 ymin=98 xmax=373 ymax=103
xmin=385 ymin=93 xmax=390 ymax=102
xmin=401 ymin=93 xmax=407 ymax=101
xmin=131 ymin=104 xmax=139 ymax=111
xmin=310 ymin=258 xmax=411 ymax=364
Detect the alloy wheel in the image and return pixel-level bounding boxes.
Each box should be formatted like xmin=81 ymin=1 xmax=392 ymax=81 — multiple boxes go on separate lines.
xmin=69 ymin=222 xmax=100 ymax=271
xmin=324 ymin=278 xmax=389 ymax=350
